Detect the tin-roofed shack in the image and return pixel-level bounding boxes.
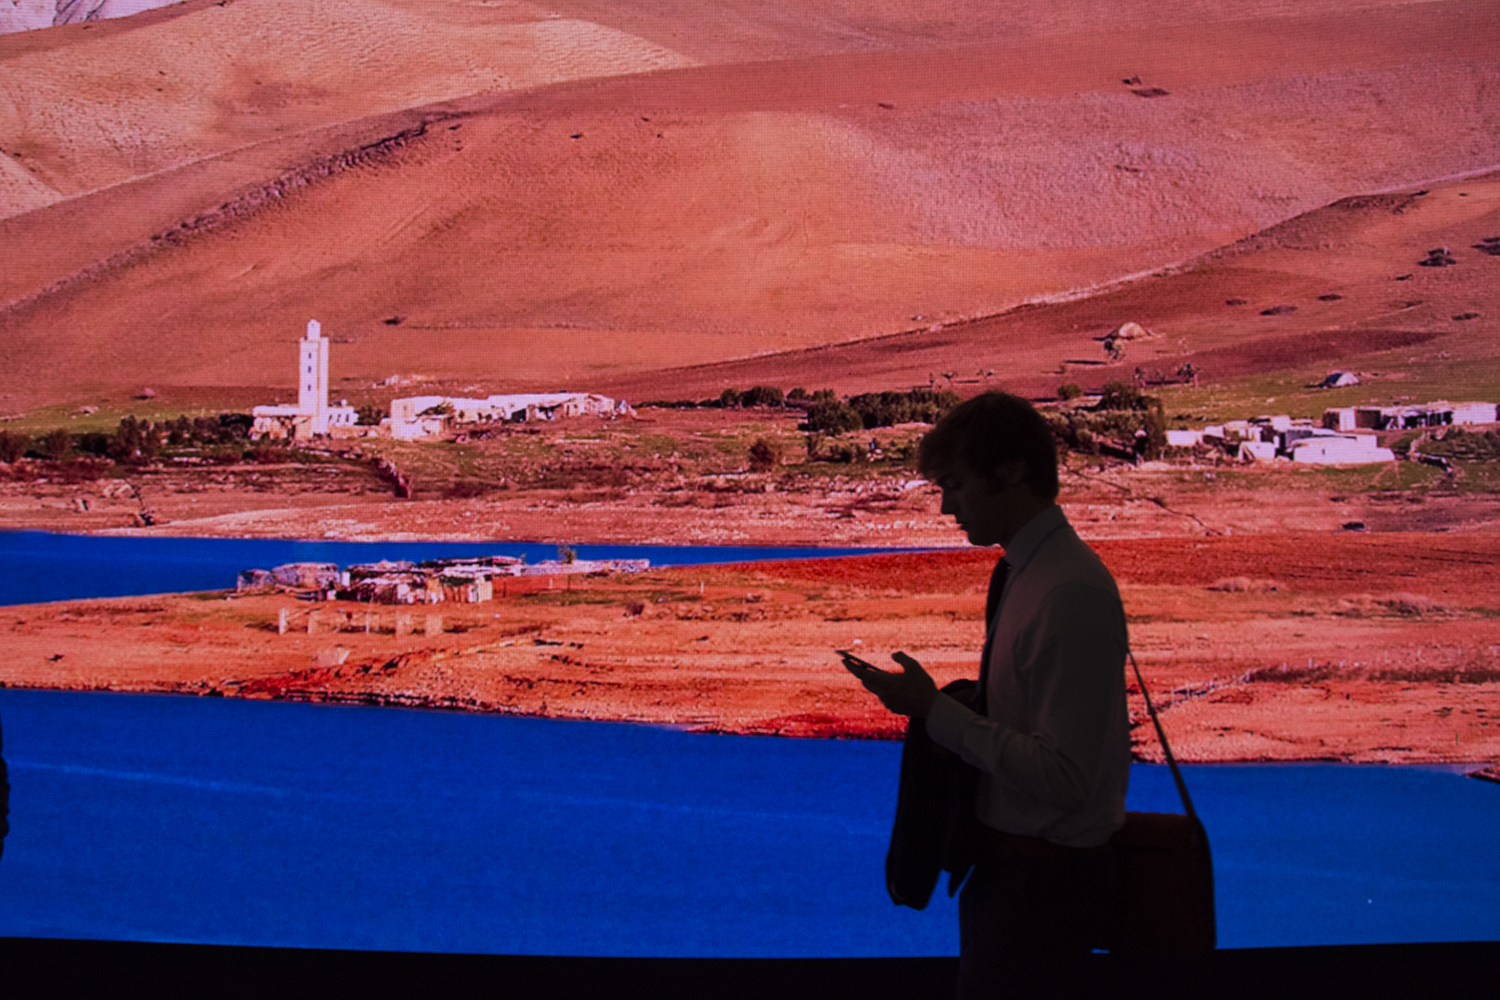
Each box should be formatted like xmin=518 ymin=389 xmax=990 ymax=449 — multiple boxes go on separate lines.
xmin=237 ymin=556 xmax=649 ymax=605
xmin=1326 ymin=401 xmax=1498 ymax=432
xmin=237 ymin=562 xmax=342 ymax=592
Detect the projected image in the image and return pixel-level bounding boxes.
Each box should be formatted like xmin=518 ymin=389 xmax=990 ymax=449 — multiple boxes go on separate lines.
xmin=0 ymin=0 xmax=1498 ymax=956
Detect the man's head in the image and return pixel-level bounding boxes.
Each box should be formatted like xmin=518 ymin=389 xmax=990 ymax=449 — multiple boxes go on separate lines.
xmin=917 ymin=392 xmax=1059 ymax=547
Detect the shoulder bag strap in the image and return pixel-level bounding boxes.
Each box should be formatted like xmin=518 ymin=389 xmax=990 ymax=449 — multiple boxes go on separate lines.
xmin=1128 ymin=651 xmax=1197 ymax=820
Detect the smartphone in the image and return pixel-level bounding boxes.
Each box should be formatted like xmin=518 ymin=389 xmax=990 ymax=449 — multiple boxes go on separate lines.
xmin=837 ymin=649 xmax=886 ymax=673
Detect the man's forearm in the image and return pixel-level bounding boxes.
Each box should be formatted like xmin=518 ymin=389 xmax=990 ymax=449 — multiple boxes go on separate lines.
xmin=925 ymin=693 xmax=1092 ymax=809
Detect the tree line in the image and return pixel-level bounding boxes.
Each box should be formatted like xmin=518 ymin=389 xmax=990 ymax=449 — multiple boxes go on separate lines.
xmin=0 ymin=413 xmax=265 ymax=466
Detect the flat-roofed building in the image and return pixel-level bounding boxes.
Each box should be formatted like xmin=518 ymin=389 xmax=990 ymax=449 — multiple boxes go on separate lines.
xmin=1323 ymin=407 xmax=1358 ymax=432
xmin=1451 ymin=402 xmax=1498 ymax=425
xmin=386 ymin=392 xmax=633 ymax=440
xmin=1290 ymin=435 xmax=1394 ymax=464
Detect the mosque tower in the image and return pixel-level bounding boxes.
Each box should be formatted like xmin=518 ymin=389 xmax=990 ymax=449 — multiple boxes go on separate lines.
xmin=298 ymin=319 xmax=329 ymax=435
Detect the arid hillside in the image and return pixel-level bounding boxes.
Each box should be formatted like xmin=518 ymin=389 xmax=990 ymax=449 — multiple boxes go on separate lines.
xmin=597 ymin=172 xmax=1500 ymax=404
xmin=1 ymin=0 xmax=1498 ymax=413
xmin=0 ymin=0 xmax=695 ymax=217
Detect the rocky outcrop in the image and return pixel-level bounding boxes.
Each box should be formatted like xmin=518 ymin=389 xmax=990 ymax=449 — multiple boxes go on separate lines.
xmin=2 ymin=0 xmax=183 ymax=34
xmin=1 ymin=0 xmax=182 ymax=35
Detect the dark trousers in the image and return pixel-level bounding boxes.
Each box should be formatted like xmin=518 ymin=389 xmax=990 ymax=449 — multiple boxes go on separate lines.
xmin=956 ymin=834 xmax=1118 ymax=1000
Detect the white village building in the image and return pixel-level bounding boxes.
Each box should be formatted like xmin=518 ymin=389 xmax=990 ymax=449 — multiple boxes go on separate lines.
xmin=251 ymin=320 xmax=358 ymax=439
xmin=1168 ymin=415 xmax=1395 ymax=464
xmin=248 ymin=318 xmax=633 ymax=441
xmin=1168 ymin=400 xmax=1500 ymax=465
xmin=386 ymin=392 xmax=633 ymax=440
xmin=1323 ymin=401 xmax=1498 ymax=433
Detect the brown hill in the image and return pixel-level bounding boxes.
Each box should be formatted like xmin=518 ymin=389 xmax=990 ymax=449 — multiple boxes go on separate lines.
xmin=0 ymin=0 xmax=695 ymax=217
xmin=1 ymin=0 xmax=1498 ymax=413
xmin=597 ymin=173 xmax=1500 ymax=402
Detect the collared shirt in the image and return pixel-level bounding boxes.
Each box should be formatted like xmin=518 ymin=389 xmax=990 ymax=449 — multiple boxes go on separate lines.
xmin=925 ymin=504 xmax=1131 ymax=848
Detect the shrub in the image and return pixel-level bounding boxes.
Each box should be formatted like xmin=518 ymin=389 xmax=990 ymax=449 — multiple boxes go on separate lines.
xmin=160 ymin=413 xmax=252 ymax=446
xmin=1057 ymin=383 xmax=1084 ymax=400
xmin=194 ymin=416 xmax=223 ymax=444
xmin=741 ymin=386 xmax=785 ymax=408
xmin=799 ymin=388 xmax=960 ymax=433
xmin=41 ymin=427 xmax=73 ymax=461
xmin=747 ymin=437 xmax=779 ymax=471
xmin=356 ymin=404 xmax=387 ymax=427
xmin=218 ymin=413 xmax=253 ymax=440
xmin=1045 ymin=403 xmax=1166 ymax=460
xmin=1138 ymin=405 xmax=1167 ymax=460
xmin=167 ymin=415 xmax=192 ymax=445
xmin=75 ymin=431 xmax=111 ymax=457
xmin=718 ymin=388 xmax=743 ymax=409
xmin=802 ymin=400 xmax=863 ymax=434
xmin=846 ymin=388 xmax=960 ymax=429
xmin=823 ymin=441 xmax=862 ymax=463
xmin=1096 ymin=381 xmax=1158 ymax=412
xmin=108 ymin=416 xmax=159 ymax=465
xmin=446 ymin=480 xmax=490 ymax=499
xmin=0 ymin=429 xmax=26 ymax=463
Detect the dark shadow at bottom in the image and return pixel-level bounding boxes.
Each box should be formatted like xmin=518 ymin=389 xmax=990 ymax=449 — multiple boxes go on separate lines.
xmin=1 ymin=938 xmax=1495 ymax=999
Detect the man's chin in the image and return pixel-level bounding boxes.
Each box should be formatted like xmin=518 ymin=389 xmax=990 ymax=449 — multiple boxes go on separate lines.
xmin=963 ymin=528 xmax=994 ymax=547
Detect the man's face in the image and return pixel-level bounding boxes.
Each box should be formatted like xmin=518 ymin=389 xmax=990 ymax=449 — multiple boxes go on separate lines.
xmin=933 ymin=463 xmax=1015 ymax=548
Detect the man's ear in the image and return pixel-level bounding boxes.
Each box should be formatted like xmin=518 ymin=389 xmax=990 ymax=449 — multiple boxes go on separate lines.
xmin=991 ymin=460 xmax=1026 ymax=489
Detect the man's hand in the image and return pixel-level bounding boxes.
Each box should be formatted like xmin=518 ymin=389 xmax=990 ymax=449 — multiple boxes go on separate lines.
xmin=840 ymin=651 xmax=939 ymax=718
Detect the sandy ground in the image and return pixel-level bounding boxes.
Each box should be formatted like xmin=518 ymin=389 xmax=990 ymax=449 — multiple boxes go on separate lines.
xmin=3 ymin=538 xmax=1497 ymax=765
xmin=7 ymin=468 xmax=1500 ymax=547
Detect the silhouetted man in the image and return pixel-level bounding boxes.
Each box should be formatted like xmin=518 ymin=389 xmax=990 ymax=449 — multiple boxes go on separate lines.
xmin=844 ymin=392 xmax=1130 ymax=999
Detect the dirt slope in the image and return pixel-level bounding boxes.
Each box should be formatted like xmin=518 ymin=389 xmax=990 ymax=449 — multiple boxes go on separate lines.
xmin=1 ymin=1 xmax=1498 ymax=412
xmin=594 ymin=173 xmax=1500 ymax=401
xmin=0 ymin=0 xmax=695 ymax=216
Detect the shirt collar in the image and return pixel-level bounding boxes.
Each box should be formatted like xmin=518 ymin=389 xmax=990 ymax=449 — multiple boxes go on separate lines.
xmin=1000 ymin=503 xmax=1066 ymax=573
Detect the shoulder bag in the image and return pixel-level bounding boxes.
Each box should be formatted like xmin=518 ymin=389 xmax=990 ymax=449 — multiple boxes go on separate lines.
xmin=1109 ymin=652 xmax=1216 ymax=957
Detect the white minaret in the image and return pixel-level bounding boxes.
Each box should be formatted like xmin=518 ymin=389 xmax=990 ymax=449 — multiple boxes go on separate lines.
xmin=298 ymin=319 xmax=329 ymax=435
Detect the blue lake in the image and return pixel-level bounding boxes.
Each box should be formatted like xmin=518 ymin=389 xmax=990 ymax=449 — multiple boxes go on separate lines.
xmin=0 ymin=690 xmax=1496 ymax=956
xmin=0 ymin=531 xmax=916 ymax=607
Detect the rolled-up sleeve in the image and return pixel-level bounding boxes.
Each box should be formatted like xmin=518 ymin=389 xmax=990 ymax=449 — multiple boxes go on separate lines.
xmin=924 ymin=582 xmax=1126 ymax=811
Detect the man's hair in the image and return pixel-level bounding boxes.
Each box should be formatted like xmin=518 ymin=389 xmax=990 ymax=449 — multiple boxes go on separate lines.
xmin=917 ymin=392 xmax=1059 ymax=500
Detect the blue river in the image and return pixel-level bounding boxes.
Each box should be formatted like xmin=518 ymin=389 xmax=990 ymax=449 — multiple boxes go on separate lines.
xmin=0 ymin=530 xmax=916 ymax=606
xmin=0 ymin=690 xmax=1496 ymax=956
